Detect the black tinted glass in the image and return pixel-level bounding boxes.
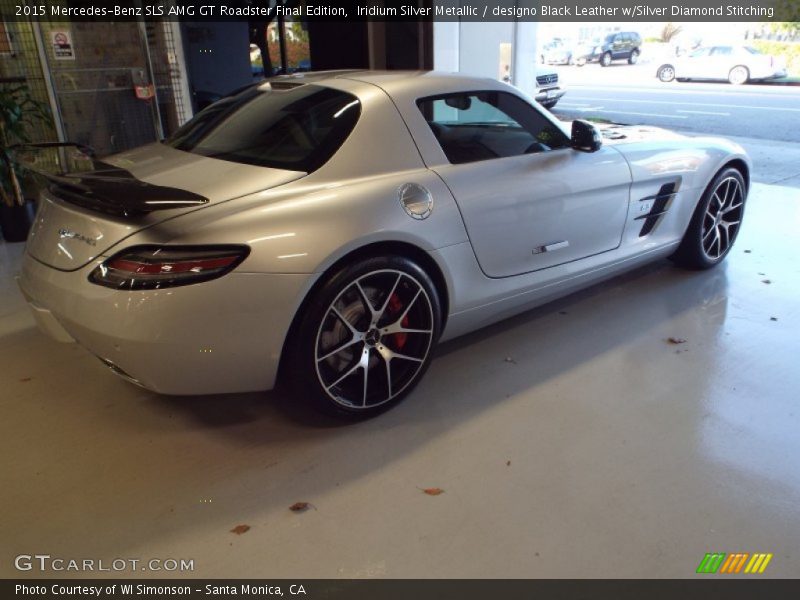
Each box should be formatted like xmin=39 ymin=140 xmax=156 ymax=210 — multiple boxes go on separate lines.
xmin=166 ymin=84 xmax=360 ymax=173
xmin=417 ymin=91 xmax=570 ymax=165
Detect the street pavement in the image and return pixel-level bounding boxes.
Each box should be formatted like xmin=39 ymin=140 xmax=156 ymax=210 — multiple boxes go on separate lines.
xmin=549 ymin=63 xmax=800 ymax=187
xmin=551 ymin=63 xmax=800 ymax=142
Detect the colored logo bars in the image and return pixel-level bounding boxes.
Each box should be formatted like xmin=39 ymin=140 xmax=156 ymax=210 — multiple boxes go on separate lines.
xmin=696 ymin=553 xmax=773 ymax=574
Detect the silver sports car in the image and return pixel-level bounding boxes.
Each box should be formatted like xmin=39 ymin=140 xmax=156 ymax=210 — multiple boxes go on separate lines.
xmin=17 ymin=71 xmax=750 ymax=416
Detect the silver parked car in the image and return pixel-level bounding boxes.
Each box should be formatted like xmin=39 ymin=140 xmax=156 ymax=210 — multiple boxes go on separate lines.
xmin=657 ymin=45 xmax=787 ymax=84
xmin=18 ymin=71 xmax=750 ymax=417
xmin=533 ymin=66 xmax=566 ymax=109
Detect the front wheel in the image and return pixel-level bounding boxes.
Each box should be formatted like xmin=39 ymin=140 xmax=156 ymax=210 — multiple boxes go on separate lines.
xmin=628 ymin=49 xmax=640 ymax=64
xmin=600 ymin=52 xmax=612 ymax=67
xmin=287 ymin=256 xmax=442 ymax=418
xmin=670 ymin=168 xmax=746 ymax=270
xmin=728 ymin=65 xmax=749 ymax=85
xmin=657 ymin=64 xmax=676 ymax=82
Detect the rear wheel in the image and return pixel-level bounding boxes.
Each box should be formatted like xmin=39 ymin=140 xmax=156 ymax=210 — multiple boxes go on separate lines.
xmin=287 ymin=256 xmax=441 ymax=418
xmin=628 ymin=49 xmax=640 ymax=64
xmin=658 ymin=65 xmax=676 ymax=82
xmin=600 ymin=52 xmax=612 ymax=67
xmin=728 ymin=65 xmax=749 ymax=85
xmin=671 ymin=168 xmax=746 ymax=269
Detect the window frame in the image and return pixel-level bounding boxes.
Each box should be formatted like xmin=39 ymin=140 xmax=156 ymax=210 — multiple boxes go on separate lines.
xmin=164 ymin=84 xmax=362 ymax=173
xmin=415 ymin=90 xmax=571 ymax=166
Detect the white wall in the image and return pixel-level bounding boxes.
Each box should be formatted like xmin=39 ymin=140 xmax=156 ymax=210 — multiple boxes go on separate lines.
xmin=433 ymin=20 xmax=538 ymax=97
xmin=433 ymin=21 xmax=460 ymax=72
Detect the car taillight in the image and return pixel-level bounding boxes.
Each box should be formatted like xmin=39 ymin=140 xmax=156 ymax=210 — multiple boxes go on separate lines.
xmin=89 ymin=245 xmax=250 ymax=290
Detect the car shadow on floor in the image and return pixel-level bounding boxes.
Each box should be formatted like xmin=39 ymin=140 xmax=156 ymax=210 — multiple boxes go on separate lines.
xmin=1 ymin=256 xmax=731 ymax=568
xmin=156 ymin=258 xmax=730 ymax=435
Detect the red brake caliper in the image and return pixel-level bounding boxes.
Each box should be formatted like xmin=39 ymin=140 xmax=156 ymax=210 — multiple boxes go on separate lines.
xmin=388 ymin=293 xmax=409 ymax=349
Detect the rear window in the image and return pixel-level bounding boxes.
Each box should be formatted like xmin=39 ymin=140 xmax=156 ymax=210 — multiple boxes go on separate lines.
xmin=165 ymin=84 xmax=360 ymax=173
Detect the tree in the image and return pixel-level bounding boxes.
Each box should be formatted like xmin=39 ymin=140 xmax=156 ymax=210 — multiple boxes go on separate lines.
xmin=659 ymin=23 xmax=683 ymax=44
xmin=766 ymin=21 xmax=799 ymax=40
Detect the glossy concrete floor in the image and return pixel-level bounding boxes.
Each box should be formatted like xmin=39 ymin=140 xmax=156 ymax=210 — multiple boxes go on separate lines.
xmin=1 ymin=181 xmax=799 ymax=579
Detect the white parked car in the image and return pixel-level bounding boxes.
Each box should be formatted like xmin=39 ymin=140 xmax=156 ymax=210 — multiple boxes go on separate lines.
xmin=657 ymin=45 xmax=787 ymax=85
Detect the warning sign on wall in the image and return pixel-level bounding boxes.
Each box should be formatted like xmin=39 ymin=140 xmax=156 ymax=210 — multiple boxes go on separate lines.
xmin=51 ymin=30 xmax=75 ymax=60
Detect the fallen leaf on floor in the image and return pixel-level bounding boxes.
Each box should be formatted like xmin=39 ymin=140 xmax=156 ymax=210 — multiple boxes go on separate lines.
xmin=667 ymin=337 xmax=687 ymax=344
xmin=558 ymin=311 xmax=568 ymax=315
xmin=289 ymin=502 xmax=311 ymax=512
xmin=744 ymin=249 xmax=751 ymax=253
xmin=762 ymin=279 xmax=772 ymax=284
xmin=506 ymin=460 xmax=511 ymax=467
xmin=19 ymin=377 xmax=32 ymax=382
xmin=230 ymin=525 xmax=250 ymax=535
xmin=422 ymin=487 xmax=444 ymax=496
xmin=504 ymin=357 xmax=517 ymax=364
xmin=770 ymin=317 xmax=778 ymax=321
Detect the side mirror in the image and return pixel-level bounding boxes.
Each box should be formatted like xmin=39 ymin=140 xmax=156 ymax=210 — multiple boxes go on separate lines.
xmin=571 ymin=120 xmax=602 ymax=152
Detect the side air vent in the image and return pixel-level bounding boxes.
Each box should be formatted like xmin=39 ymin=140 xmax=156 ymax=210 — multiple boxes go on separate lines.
xmin=636 ymin=182 xmax=678 ymax=237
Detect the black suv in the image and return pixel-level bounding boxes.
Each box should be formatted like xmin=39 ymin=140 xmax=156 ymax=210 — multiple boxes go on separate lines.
xmin=587 ymin=32 xmax=642 ymax=66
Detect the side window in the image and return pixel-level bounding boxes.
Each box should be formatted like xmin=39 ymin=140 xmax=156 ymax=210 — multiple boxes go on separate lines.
xmin=712 ymin=46 xmax=732 ymax=56
xmin=417 ymin=91 xmax=570 ymax=165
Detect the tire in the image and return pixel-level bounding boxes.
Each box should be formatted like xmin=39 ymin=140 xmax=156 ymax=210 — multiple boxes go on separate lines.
xmin=576 ymin=57 xmax=586 ymax=67
xmin=670 ymin=167 xmax=746 ymax=270
xmin=628 ymin=49 xmax=640 ymax=65
xmin=540 ymin=100 xmax=557 ymax=110
xmin=657 ymin=64 xmax=676 ymax=82
xmin=728 ymin=65 xmax=749 ymax=85
xmin=286 ymin=255 xmax=442 ymax=418
xmin=600 ymin=52 xmax=612 ymax=67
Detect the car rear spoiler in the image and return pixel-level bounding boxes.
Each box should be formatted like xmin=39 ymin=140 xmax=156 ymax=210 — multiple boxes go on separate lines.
xmin=4 ymin=143 xmax=209 ymax=218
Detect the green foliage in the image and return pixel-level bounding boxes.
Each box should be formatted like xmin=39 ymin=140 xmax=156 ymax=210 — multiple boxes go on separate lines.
xmin=766 ymin=21 xmax=799 ymax=38
xmin=0 ymin=83 xmax=52 ymax=207
xmin=752 ymin=40 xmax=800 ymax=76
xmin=0 ymin=83 xmax=50 ymax=145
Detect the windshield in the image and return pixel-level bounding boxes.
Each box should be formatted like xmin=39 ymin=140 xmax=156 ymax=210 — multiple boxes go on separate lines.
xmin=166 ymin=84 xmax=361 ymax=173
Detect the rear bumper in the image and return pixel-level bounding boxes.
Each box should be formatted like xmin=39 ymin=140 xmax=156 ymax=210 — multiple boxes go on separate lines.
xmin=17 ymin=252 xmax=315 ymax=395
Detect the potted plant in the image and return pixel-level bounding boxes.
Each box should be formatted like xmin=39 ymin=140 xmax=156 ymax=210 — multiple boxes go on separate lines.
xmin=0 ymin=81 xmax=52 ymax=242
